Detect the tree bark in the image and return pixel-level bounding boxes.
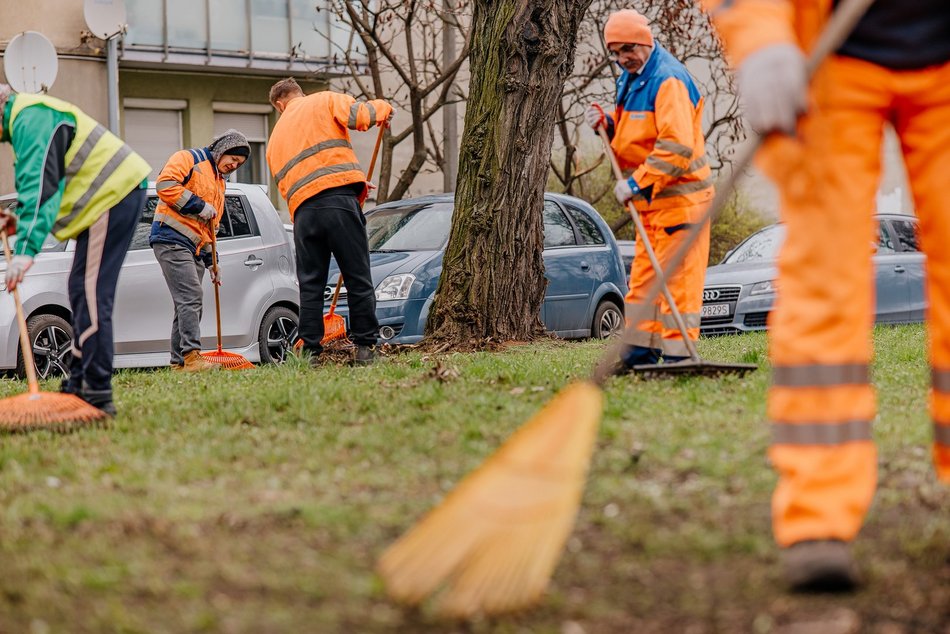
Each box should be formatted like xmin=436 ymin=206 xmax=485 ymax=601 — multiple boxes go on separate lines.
xmin=425 ymin=0 xmax=592 ymax=345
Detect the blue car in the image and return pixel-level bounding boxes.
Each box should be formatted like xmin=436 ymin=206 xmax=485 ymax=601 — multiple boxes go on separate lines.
xmin=701 ymin=214 xmax=925 ymax=335
xmin=328 ymin=193 xmax=628 ymax=344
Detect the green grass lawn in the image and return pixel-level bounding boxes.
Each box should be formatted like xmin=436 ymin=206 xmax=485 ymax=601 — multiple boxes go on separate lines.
xmin=0 ymin=325 xmax=947 ymax=633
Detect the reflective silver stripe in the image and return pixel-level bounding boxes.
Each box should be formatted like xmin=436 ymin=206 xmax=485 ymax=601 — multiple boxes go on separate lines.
xmin=55 ymin=144 xmax=134 ymax=232
xmin=655 ymin=138 xmax=692 ymax=159
xmin=347 ymin=102 xmax=377 ymax=129
xmin=154 ymin=211 xmax=202 ymax=247
xmin=660 ymin=338 xmax=690 ymax=357
xmin=285 ymin=162 xmax=363 ymax=202
xmin=935 ymin=421 xmax=950 ymax=445
xmin=625 ymin=301 xmax=657 ymax=325
xmin=689 ymin=156 xmax=708 ymax=171
xmin=274 ymin=139 xmax=353 ymax=185
xmin=655 ymin=177 xmax=714 ymax=199
xmin=646 ymin=155 xmax=709 ymax=178
xmin=771 ymin=420 xmax=873 ymax=445
xmin=173 ymin=190 xmax=194 ymax=212
xmin=624 ymin=328 xmax=659 ymax=348
xmin=661 ymin=312 xmax=700 ymax=330
xmin=932 ymin=368 xmax=950 ymax=393
xmin=647 ymin=155 xmax=686 ymax=177
xmin=772 ymin=363 xmax=869 ymax=388
xmin=156 ymin=180 xmax=193 ymax=212
xmin=65 ymin=124 xmax=107 ymax=179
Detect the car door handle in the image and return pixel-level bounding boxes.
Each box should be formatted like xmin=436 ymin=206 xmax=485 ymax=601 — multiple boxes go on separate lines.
xmin=244 ymin=256 xmax=264 ymax=267
xmin=580 ymin=260 xmax=591 ymax=271
xmin=894 ymin=265 xmax=906 ymax=273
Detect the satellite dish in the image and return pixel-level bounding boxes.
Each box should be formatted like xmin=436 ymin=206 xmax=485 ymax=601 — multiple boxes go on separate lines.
xmin=83 ymin=0 xmax=127 ymax=40
xmin=3 ymin=32 xmax=59 ymax=94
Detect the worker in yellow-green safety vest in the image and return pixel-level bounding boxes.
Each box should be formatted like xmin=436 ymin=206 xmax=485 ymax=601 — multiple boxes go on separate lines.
xmin=0 ymin=84 xmax=151 ymax=416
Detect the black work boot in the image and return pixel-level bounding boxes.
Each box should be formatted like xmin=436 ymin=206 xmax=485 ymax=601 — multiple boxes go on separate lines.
xmin=782 ymin=540 xmax=859 ymax=593
xmin=80 ymin=387 xmax=117 ymax=418
xmin=59 ymin=379 xmax=80 ymax=396
xmin=353 ymin=345 xmax=376 ymax=366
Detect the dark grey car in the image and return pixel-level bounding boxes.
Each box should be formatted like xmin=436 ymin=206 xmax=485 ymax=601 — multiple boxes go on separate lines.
xmin=701 ymin=214 xmax=925 ymax=335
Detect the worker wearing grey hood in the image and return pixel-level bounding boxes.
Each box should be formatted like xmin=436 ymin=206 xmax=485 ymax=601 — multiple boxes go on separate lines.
xmin=149 ymin=129 xmax=249 ymax=372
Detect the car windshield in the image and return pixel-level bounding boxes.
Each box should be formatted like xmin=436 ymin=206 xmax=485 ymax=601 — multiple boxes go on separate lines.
xmin=366 ymin=201 xmax=454 ymax=251
xmin=722 ymin=224 xmax=785 ymax=264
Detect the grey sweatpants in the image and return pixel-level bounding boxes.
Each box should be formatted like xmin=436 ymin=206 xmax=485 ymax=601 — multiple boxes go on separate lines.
xmin=153 ymin=242 xmax=207 ymax=364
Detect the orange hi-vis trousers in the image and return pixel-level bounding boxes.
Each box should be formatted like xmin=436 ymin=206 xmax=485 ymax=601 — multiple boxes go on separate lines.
xmin=762 ymin=55 xmax=950 ymax=548
xmin=623 ymin=203 xmax=710 ymax=358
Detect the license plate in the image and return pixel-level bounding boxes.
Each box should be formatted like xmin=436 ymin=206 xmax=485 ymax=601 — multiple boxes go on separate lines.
xmin=701 ymin=303 xmax=730 ymax=318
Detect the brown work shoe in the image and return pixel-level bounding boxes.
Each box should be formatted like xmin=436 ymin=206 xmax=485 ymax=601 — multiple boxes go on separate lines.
xmin=782 ymin=540 xmax=859 ymax=593
xmin=170 ymin=362 xmax=183 ymax=371
xmin=182 ymin=350 xmax=221 ymax=372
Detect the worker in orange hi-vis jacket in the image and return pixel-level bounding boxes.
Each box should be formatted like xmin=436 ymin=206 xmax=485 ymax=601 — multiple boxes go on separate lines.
xmin=702 ymin=0 xmax=950 ymax=592
xmin=585 ymin=9 xmax=715 ymax=369
xmin=266 ymin=78 xmax=394 ymax=368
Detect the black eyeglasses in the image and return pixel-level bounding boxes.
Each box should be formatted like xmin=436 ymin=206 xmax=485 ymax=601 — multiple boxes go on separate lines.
xmin=608 ymin=43 xmax=640 ymax=59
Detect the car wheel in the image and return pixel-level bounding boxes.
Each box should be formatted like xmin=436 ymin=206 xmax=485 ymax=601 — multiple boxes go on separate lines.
xmin=258 ymin=306 xmax=298 ymax=364
xmin=16 ymin=314 xmax=73 ymax=380
xmin=591 ymin=300 xmax=623 ymax=339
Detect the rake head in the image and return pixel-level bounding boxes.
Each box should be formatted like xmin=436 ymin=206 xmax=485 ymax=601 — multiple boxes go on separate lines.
xmin=323 ymin=314 xmax=347 ymax=344
xmin=0 ymin=391 xmax=110 ymax=433
xmin=200 ymin=350 xmax=254 ymax=370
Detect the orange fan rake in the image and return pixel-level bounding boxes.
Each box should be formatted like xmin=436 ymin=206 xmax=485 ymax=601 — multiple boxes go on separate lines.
xmin=200 ymin=227 xmax=253 ymax=370
xmin=0 ymin=231 xmax=108 ymax=432
xmin=322 ymin=276 xmax=346 ymax=343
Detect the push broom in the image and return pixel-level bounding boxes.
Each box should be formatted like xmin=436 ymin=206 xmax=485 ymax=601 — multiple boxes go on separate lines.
xmin=0 ymin=231 xmax=109 ymax=431
xmin=296 ymin=119 xmax=389 ymax=350
xmin=200 ymin=225 xmax=255 ymax=370
xmin=597 ymin=127 xmax=755 ymax=378
xmin=377 ymin=0 xmax=876 ymax=617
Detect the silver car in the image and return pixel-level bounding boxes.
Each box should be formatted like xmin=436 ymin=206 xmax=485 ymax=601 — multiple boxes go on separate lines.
xmin=701 ymin=214 xmax=925 ymax=335
xmin=0 ymin=184 xmax=300 ymax=377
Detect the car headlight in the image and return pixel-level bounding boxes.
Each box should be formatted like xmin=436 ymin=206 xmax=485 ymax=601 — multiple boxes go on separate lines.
xmin=375 ymin=274 xmax=415 ymax=301
xmin=749 ymin=279 xmax=777 ymax=296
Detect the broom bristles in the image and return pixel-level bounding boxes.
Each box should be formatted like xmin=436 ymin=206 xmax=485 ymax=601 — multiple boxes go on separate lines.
xmin=377 ymin=381 xmax=603 ymax=617
xmin=200 ymin=350 xmax=255 ymax=370
xmin=0 ymin=392 xmax=109 ymax=432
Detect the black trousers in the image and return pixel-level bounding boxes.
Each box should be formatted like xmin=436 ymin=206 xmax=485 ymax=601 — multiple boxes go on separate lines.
xmin=294 ymin=190 xmax=378 ymax=353
xmin=64 ymin=187 xmax=145 ymax=393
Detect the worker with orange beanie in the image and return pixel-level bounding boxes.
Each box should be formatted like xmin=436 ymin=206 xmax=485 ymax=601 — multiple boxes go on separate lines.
xmin=585 ymin=9 xmax=714 ymax=368
xmin=266 ymin=78 xmax=393 ymax=367
xmin=702 ymin=0 xmax=950 ymax=591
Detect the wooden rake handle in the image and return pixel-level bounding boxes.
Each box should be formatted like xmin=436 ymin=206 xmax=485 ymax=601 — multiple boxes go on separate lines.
xmin=1 ymin=231 xmax=40 ymax=394
xmin=590 ymin=0 xmax=878 ymax=385
xmin=209 ymin=223 xmax=224 ymax=352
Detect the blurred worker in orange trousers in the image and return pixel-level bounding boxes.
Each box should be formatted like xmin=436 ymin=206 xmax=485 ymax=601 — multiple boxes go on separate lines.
xmin=702 ymin=0 xmax=950 ymax=590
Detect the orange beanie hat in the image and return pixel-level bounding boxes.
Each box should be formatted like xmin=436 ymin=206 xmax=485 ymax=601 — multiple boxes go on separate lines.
xmin=604 ymin=9 xmax=654 ymax=47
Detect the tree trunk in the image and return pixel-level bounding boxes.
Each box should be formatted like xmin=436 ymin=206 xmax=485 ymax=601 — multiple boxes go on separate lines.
xmin=425 ymin=0 xmax=592 ymax=346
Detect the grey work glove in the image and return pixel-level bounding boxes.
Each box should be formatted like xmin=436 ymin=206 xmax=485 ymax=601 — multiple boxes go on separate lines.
xmin=736 ymin=43 xmax=808 ymax=135
xmin=209 ymin=265 xmax=222 ymax=286
xmin=198 ymin=202 xmax=217 ymax=221
xmin=614 ymin=178 xmax=634 ymax=205
xmin=585 ymin=103 xmax=606 ymax=130
xmin=5 ymin=255 xmax=33 ymax=292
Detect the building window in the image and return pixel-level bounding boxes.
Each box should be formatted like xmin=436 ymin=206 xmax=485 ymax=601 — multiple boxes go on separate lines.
xmin=123 ymin=0 xmax=361 ymax=72
xmin=213 ymin=108 xmax=270 ymax=186
xmin=122 ymin=99 xmax=186 ymax=180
